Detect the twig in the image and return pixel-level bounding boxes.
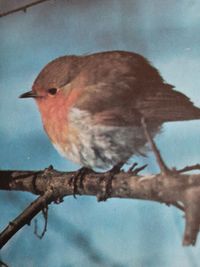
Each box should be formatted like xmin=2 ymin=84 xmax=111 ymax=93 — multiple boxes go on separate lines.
xmin=0 ymin=259 xmax=9 ymax=267
xmin=182 ymin=188 xmax=200 ymax=246
xmin=34 ymin=207 xmax=48 ymax=239
xmin=141 ymin=118 xmax=170 ymax=175
xmin=171 ymin=201 xmax=185 ymax=211
xmin=177 ymin=164 xmax=200 ymax=173
xmin=0 ymin=190 xmax=53 ymax=249
xmin=0 ymin=0 xmax=51 ymax=18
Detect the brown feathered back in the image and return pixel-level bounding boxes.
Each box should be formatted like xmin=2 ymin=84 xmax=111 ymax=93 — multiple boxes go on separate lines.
xmin=73 ymin=51 xmax=200 ymax=124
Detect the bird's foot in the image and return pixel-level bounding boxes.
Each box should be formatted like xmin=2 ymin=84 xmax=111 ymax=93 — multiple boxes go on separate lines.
xmin=54 ymin=197 xmax=64 ymax=204
xmin=69 ymin=167 xmax=91 ymax=198
xmin=128 ymin=162 xmax=148 ymax=175
xmin=97 ymin=162 xmax=124 ymax=202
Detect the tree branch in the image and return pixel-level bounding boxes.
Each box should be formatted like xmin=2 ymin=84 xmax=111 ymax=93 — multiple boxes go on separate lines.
xmin=0 ymin=165 xmax=200 ymax=248
xmin=0 ymin=0 xmax=51 ymax=18
xmin=0 ymin=118 xmax=199 ymax=248
xmin=0 ymin=189 xmax=53 ymax=249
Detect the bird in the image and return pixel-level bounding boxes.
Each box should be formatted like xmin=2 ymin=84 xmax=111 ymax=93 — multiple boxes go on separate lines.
xmin=20 ymin=50 xmax=200 ymax=196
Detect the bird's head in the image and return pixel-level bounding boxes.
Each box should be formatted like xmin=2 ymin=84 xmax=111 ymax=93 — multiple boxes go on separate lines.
xmin=19 ymin=55 xmax=83 ymax=115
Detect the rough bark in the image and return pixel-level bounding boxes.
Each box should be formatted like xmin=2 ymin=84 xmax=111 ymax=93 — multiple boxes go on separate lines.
xmin=0 ymin=166 xmax=200 ymax=248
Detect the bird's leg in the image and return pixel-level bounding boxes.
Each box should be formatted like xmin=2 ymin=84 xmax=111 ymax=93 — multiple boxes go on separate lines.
xmin=98 ymin=162 xmax=124 ymax=202
xmin=141 ymin=117 xmax=171 ymax=175
xmin=69 ymin=167 xmax=92 ymax=198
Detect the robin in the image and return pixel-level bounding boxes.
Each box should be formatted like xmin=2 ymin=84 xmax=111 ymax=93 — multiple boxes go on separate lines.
xmin=20 ymin=50 xmax=200 ymax=198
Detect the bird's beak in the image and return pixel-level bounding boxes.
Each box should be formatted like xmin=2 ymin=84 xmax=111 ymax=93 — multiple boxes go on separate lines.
xmin=19 ymin=90 xmax=39 ymax=99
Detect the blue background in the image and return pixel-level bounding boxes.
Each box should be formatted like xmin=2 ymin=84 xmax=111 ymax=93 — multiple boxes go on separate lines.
xmin=0 ymin=0 xmax=200 ymax=266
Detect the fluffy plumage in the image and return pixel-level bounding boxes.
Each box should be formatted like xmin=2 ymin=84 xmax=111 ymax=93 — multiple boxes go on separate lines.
xmin=20 ymin=51 xmax=200 ymax=169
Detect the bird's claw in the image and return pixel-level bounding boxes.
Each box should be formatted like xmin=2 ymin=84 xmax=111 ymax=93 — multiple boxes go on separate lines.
xmin=97 ymin=162 xmax=124 ymax=202
xmin=128 ymin=163 xmax=148 ymax=175
xmin=69 ymin=167 xmax=91 ymax=198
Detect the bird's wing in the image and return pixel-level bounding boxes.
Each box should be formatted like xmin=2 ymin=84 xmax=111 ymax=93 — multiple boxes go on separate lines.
xmin=72 ymin=51 xmax=200 ymax=125
xmin=74 ymin=79 xmax=200 ymax=126
xmin=73 ymin=81 xmax=141 ymax=126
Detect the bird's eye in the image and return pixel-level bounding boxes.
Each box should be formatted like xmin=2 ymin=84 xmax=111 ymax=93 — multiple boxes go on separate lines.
xmin=48 ymin=88 xmax=58 ymax=95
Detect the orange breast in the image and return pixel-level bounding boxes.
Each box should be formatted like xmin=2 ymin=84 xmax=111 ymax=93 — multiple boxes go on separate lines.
xmin=36 ymin=86 xmax=83 ymax=154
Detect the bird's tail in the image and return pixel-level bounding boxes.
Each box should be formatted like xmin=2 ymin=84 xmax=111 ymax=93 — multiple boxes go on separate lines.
xmin=139 ymin=84 xmax=200 ymax=123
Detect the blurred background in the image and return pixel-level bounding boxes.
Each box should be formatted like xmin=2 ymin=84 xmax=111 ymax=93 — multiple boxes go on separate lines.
xmin=0 ymin=0 xmax=200 ymax=266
